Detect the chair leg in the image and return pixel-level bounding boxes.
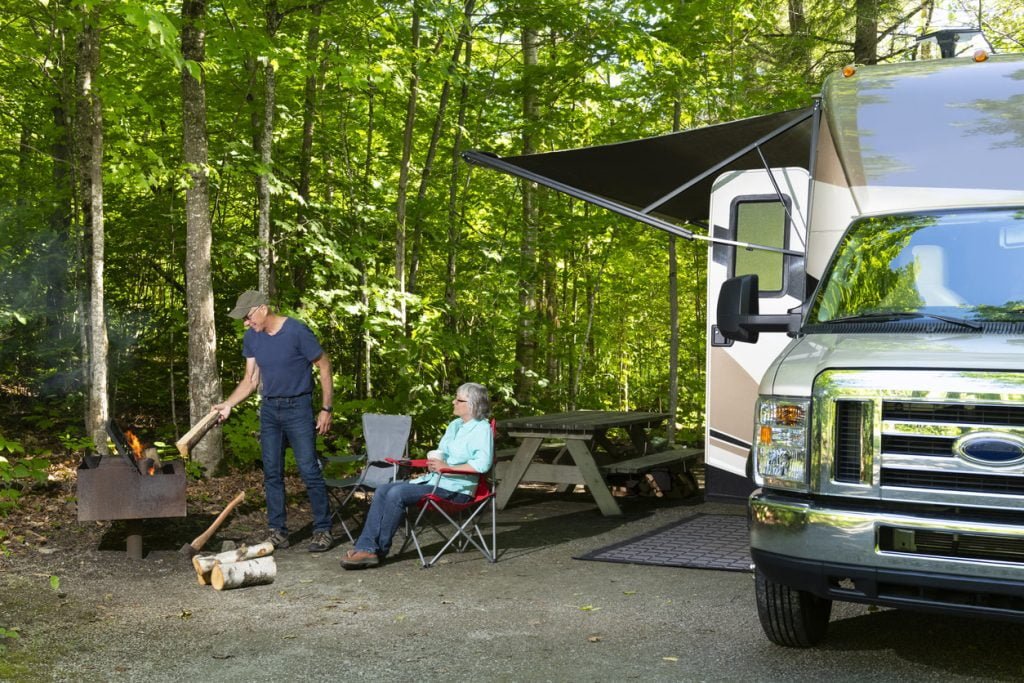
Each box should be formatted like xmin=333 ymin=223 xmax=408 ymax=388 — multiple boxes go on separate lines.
xmin=329 ymin=487 xmax=367 ymax=545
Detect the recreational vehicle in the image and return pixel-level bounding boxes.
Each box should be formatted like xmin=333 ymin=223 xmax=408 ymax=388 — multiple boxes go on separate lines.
xmin=465 ymin=29 xmax=1024 ymax=646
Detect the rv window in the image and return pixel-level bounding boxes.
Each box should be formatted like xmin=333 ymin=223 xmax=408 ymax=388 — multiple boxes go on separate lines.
xmin=807 ymin=208 xmax=1024 ymax=325
xmin=733 ymin=199 xmax=787 ymax=294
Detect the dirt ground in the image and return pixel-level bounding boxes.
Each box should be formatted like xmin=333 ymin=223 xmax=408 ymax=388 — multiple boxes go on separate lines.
xmin=5 ymin=472 xmax=1024 ymax=682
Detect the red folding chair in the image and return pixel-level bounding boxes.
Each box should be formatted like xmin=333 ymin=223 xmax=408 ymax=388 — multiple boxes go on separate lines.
xmin=389 ymin=419 xmax=497 ymax=568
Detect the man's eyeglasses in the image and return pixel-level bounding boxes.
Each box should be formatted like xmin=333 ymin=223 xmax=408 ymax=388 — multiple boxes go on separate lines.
xmin=243 ymin=306 xmax=260 ymax=323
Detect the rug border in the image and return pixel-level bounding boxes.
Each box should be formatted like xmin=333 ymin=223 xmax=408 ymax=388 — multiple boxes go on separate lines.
xmin=573 ymin=512 xmax=751 ymax=572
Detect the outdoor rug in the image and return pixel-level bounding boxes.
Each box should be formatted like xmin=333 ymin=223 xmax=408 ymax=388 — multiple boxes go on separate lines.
xmin=574 ymin=513 xmax=751 ymax=572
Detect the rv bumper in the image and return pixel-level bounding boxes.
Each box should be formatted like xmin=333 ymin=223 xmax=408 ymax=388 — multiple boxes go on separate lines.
xmin=749 ymin=491 xmax=1024 ymax=621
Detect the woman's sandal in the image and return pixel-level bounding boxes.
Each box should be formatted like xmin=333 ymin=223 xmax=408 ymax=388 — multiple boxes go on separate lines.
xmin=340 ymin=549 xmax=380 ymax=570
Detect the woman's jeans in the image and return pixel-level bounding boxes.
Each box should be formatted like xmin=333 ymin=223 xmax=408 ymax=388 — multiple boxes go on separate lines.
xmin=355 ymin=481 xmax=471 ymax=556
xmin=260 ymin=394 xmax=331 ymax=533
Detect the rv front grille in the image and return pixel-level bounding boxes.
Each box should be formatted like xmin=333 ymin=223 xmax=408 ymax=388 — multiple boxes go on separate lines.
xmin=880 ymin=526 xmax=1024 ymax=564
xmin=881 ymin=469 xmax=1024 ymax=495
xmin=883 ymin=402 xmax=1024 ymax=426
xmin=834 ymin=400 xmax=864 ymax=483
xmin=815 ymin=370 xmax=1024 ymax=505
xmin=880 ymin=434 xmax=955 ymax=457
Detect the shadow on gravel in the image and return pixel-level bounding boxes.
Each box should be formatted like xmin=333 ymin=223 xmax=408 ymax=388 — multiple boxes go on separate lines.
xmin=381 ymin=488 xmax=707 ymax=564
xmin=823 ymin=607 xmax=1024 ymax=679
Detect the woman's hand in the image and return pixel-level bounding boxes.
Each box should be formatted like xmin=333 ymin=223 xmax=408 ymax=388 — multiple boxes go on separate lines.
xmin=427 ymin=459 xmax=445 ymax=474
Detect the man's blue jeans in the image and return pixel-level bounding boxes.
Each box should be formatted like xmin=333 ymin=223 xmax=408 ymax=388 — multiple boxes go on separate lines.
xmin=260 ymin=394 xmax=331 ymax=533
xmin=355 ymin=481 xmax=470 ymax=557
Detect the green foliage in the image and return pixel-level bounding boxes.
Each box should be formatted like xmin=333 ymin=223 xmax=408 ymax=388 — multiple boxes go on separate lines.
xmin=0 ymin=625 xmax=20 ymax=654
xmin=221 ymin=404 xmax=262 ymax=469
xmin=2 ymin=0 xmax=1021 ymax=464
xmin=0 ymin=434 xmax=50 ymax=520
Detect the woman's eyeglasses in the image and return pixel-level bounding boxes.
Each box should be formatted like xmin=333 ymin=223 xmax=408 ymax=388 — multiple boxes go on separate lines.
xmin=454 ymin=398 xmax=468 ymax=403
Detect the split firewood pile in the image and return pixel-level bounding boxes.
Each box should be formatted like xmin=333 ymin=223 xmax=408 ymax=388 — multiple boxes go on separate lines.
xmin=177 ymin=487 xmax=277 ymax=592
xmin=192 ymin=541 xmax=278 ymax=591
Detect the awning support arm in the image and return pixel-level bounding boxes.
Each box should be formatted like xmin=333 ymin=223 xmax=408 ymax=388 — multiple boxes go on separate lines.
xmin=639 ymin=108 xmax=814 ymax=215
xmin=462 ymin=151 xmax=805 ymax=257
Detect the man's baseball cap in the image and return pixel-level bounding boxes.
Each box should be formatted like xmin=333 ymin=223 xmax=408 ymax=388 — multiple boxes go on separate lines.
xmin=228 ymin=290 xmax=269 ymax=319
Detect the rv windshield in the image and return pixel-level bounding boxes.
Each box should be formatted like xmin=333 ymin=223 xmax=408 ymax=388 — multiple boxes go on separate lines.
xmin=807 ymin=209 xmax=1024 ymax=326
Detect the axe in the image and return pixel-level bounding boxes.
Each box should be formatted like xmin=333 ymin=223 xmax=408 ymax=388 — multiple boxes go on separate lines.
xmin=180 ymin=491 xmax=246 ymax=558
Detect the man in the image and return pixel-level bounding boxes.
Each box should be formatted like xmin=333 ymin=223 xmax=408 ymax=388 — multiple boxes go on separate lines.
xmin=213 ymin=290 xmax=334 ymax=552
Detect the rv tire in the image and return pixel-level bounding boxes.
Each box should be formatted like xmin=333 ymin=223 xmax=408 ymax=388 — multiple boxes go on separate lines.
xmin=754 ymin=567 xmax=831 ymax=647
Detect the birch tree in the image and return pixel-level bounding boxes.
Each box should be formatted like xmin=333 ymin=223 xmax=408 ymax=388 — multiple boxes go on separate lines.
xmin=182 ymin=0 xmax=223 ymax=472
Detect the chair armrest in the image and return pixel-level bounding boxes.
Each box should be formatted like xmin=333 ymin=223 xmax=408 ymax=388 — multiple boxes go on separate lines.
xmin=322 ymin=453 xmax=367 ymax=465
xmin=386 ymin=458 xmax=429 ymax=467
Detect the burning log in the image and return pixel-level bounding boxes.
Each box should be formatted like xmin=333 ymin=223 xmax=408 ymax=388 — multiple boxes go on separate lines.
xmin=175 ymin=409 xmax=222 ymax=457
xmin=211 ymin=556 xmax=277 ymax=591
xmin=192 ymin=541 xmax=274 ymax=585
xmin=139 ymin=447 xmax=161 ymax=477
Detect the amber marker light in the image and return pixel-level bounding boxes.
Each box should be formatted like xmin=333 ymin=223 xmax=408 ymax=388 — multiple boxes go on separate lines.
xmin=974 ymin=49 xmax=989 ymax=62
xmin=759 ymin=425 xmax=773 ymax=445
xmin=842 ymin=65 xmax=857 ymax=77
xmin=776 ymin=404 xmax=806 ymax=426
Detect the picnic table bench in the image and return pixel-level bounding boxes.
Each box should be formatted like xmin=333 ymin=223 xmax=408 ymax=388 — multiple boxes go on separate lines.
xmin=599 ymin=447 xmax=702 ymax=475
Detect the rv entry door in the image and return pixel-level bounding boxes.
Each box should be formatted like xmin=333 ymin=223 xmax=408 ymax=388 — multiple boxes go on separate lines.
xmin=704 ymin=167 xmax=808 ymax=500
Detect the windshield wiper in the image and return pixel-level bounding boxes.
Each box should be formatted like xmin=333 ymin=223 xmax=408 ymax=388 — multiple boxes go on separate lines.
xmin=824 ymin=311 xmax=983 ymax=330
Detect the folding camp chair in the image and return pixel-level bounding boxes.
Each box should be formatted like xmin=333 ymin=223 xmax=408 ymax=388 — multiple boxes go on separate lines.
xmin=391 ymin=419 xmax=497 ymax=568
xmin=323 ymin=413 xmax=411 ymax=543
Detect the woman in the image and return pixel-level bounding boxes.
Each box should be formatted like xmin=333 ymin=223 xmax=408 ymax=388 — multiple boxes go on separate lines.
xmin=340 ymin=383 xmax=493 ymax=569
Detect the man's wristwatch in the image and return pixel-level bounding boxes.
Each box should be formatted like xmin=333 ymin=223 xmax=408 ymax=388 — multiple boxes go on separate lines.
xmin=320 ymin=406 xmax=332 ymax=414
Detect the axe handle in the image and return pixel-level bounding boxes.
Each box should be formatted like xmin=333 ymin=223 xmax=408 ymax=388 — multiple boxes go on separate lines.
xmin=188 ymin=491 xmax=246 ymax=552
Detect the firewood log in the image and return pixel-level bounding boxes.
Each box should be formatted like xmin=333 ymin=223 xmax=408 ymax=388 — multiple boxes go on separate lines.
xmin=192 ymin=541 xmax=274 ymax=585
xmin=175 ymin=409 xmax=221 ymax=457
xmin=211 ymin=556 xmax=277 ymax=591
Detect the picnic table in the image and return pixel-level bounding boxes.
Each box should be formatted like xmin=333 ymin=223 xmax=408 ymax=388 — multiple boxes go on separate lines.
xmin=495 ymin=410 xmax=699 ymax=516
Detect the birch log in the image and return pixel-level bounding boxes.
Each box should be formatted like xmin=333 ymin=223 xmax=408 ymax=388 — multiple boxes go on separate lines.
xmin=192 ymin=542 xmax=274 ymax=585
xmin=211 ymin=556 xmax=277 ymax=591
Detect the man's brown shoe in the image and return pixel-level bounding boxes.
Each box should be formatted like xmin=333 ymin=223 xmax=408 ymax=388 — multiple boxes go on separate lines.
xmin=340 ymin=549 xmax=380 ymax=570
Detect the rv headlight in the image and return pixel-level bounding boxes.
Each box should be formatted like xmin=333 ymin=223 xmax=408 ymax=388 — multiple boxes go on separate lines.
xmin=754 ymin=397 xmax=810 ymax=491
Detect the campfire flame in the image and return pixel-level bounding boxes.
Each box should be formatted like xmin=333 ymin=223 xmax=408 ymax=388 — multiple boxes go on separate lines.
xmin=124 ymin=430 xmax=156 ymax=476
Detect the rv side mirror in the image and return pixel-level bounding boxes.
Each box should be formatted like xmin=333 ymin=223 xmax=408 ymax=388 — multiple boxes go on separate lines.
xmin=717 ymin=274 xmax=803 ymax=343
xmin=718 ymin=275 xmax=760 ymax=343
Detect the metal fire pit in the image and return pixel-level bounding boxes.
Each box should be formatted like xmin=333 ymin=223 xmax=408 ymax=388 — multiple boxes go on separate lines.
xmin=76 ymin=421 xmax=187 ymax=558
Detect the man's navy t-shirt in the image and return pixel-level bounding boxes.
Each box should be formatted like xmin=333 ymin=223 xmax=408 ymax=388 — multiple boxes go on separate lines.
xmin=242 ymin=318 xmax=323 ymax=398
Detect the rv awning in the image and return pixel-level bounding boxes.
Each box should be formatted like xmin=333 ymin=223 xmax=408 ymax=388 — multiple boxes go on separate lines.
xmin=463 ymin=107 xmax=814 ymax=246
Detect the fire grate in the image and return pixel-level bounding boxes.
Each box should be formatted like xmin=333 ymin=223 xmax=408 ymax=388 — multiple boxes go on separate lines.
xmin=76 ymin=420 xmax=187 ymax=558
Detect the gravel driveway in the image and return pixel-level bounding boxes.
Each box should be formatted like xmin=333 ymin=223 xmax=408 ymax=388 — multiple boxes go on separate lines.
xmin=3 ymin=489 xmax=1024 ymax=682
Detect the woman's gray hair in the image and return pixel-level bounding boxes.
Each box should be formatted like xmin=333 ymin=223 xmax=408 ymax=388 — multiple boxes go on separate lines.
xmin=458 ymin=382 xmax=491 ymax=421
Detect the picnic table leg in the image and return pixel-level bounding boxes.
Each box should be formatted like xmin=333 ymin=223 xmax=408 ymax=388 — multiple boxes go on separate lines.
xmin=591 ymin=429 xmax=620 ymax=459
xmin=627 ymin=425 xmax=649 ymax=455
xmin=564 ymin=439 xmax=622 ymax=516
xmin=495 ymin=437 xmax=542 ymax=510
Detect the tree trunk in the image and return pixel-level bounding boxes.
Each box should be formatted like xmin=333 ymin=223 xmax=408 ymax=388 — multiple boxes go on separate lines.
xmin=258 ymin=0 xmax=283 ymax=297
xmin=409 ymin=0 xmax=476 ymax=297
xmin=360 ymin=78 xmax=377 ymax=398
xmin=182 ymin=0 xmax=224 ymax=474
xmin=293 ymin=1 xmax=323 ymax=294
xmin=75 ymin=8 xmax=109 ymax=454
xmin=854 ymin=0 xmax=880 ymax=64
xmin=443 ymin=5 xmax=475 ymax=390
xmin=514 ymin=23 xmax=540 ymax=406
xmin=666 ymin=96 xmax=682 ymax=444
xmin=395 ymin=2 xmax=422 ymax=328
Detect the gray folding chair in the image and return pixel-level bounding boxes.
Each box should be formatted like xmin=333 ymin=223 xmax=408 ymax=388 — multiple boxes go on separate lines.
xmin=324 ymin=413 xmax=412 ymax=543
